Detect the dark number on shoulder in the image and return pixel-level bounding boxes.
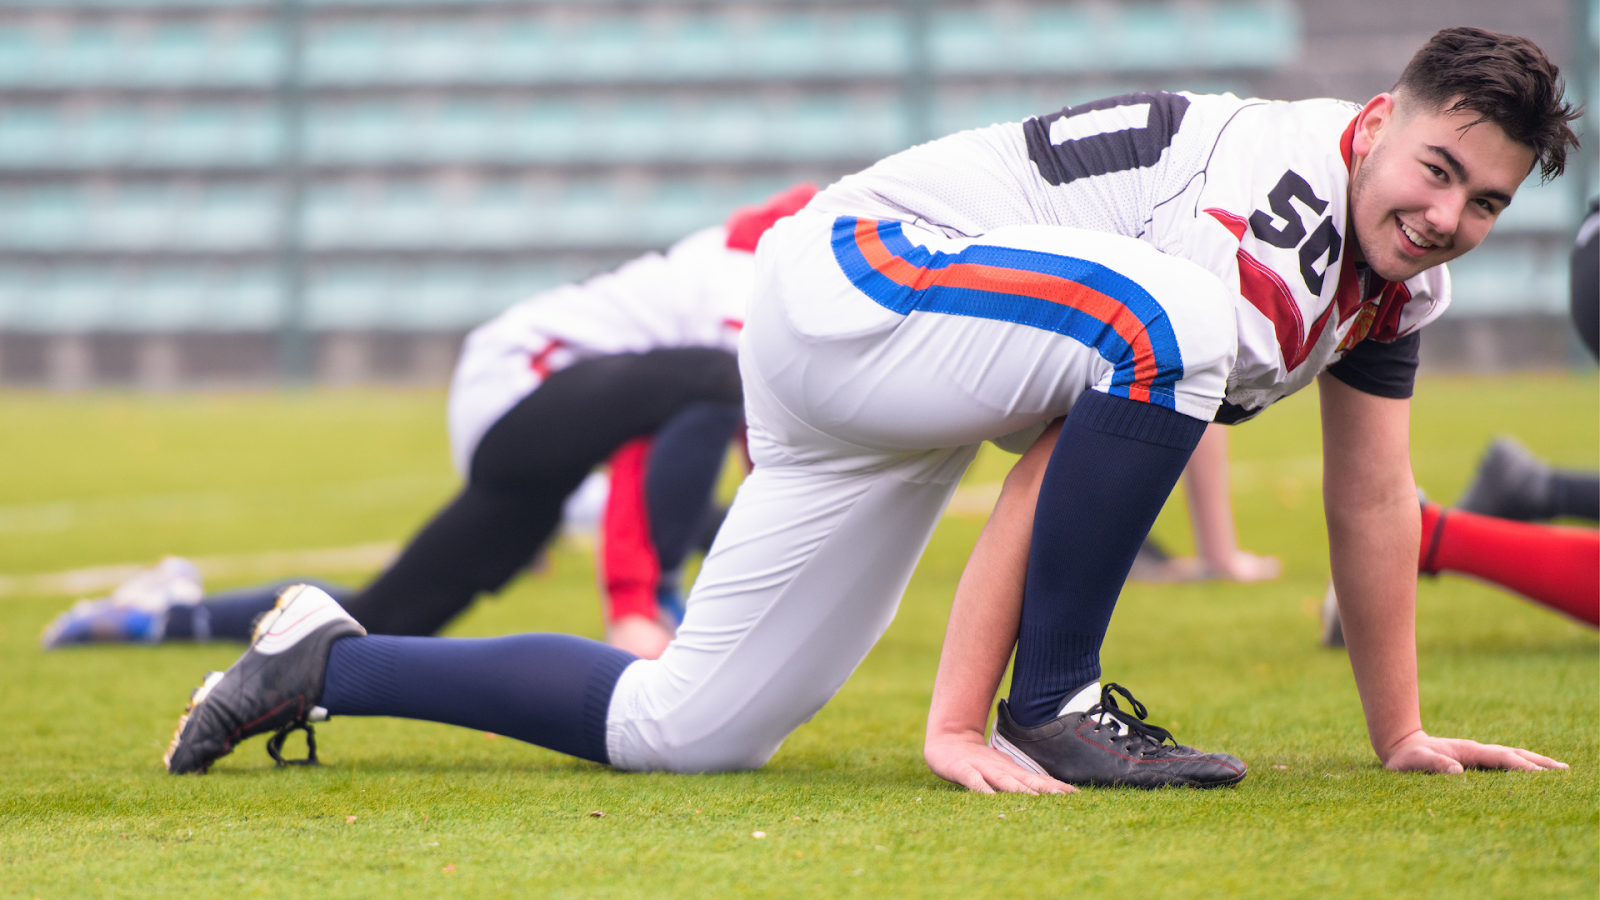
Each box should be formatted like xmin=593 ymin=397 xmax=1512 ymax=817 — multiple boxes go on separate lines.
xmin=1250 ymin=169 xmax=1343 ymax=296
xmin=1024 ymin=92 xmax=1191 ymax=187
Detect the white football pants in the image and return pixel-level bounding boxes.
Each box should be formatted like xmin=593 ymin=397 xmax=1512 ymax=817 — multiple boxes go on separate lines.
xmin=604 ymin=209 xmax=1236 ymax=772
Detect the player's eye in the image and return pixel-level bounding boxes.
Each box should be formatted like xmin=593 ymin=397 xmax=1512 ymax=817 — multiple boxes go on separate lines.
xmin=1424 ymin=163 xmax=1447 ymax=180
xmin=1474 ymin=197 xmax=1498 ymax=214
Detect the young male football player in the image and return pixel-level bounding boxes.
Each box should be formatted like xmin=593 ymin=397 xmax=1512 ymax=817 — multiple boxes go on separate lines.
xmin=46 ymin=184 xmax=816 ymax=661
xmin=164 ymin=29 xmax=1575 ymax=790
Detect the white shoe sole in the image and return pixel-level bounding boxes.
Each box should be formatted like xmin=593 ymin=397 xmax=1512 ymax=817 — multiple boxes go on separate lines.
xmin=988 ymin=728 xmax=1048 ymax=776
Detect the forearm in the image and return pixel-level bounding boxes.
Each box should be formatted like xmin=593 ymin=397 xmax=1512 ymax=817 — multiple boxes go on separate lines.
xmin=926 ymin=422 xmax=1060 ymax=744
xmin=1326 ymin=480 xmax=1423 ymax=759
xmin=1318 ymin=374 xmax=1423 ymax=761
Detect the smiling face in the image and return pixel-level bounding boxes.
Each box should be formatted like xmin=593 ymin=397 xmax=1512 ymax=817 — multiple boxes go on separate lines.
xmin=1347 ymin=93 xmax=1536 ymax=283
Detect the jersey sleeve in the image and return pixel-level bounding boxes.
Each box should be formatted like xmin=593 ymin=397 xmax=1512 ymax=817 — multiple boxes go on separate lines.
xmin=1325 ymin=331 xmax=1421 ymax=399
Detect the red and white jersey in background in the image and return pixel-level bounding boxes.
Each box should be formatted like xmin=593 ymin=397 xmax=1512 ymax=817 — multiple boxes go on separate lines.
xmin=447 ymin=226 xmax=753 ymax=472
xmin=809 ymin=91 xmax=1450 ymax=420
xmin=447 ymin=182 xmax=819 ymax=474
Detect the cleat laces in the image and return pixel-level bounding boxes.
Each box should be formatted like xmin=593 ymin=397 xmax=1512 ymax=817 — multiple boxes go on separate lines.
xmin=265 ymin=722 xmax=320 ymax=767
xmin=1086 ymin=683 xmax=1182 ymax=759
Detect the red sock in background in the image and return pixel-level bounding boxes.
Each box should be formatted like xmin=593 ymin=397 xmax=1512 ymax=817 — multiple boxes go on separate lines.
xmin=599 ymin=437 xmax=662 ymax=623
xmin=1421 ymin=503 xmax=1599 ymax=628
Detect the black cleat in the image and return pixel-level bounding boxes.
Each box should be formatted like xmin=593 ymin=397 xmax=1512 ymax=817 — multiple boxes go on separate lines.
xmin=989 ymin=683 xmax=1246 ymax=789
xmin=1457 ymin=438 xmax=1554 ymax=521
xmin=164 ymin=585 xmax=364 ymax=774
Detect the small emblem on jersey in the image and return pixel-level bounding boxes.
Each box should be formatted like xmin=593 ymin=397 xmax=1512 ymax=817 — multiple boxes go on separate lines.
xmin=1336 ymin=302 xmax=1379 ymax=354
xmin=1249 ymin=170 xmax=1343 ymax=296
xmin=1024 ymin=92 xmax=1190 ymax=187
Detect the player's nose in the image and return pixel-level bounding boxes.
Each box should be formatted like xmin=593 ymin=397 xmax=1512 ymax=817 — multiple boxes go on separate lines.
xmin=1423 ymin=193 xmax=1464 ymax=241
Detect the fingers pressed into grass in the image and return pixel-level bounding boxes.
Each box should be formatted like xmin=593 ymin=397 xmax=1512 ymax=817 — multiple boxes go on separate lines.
xmin=953 ymin=764 xmax=996 ymax=794
xmin=990 ymin=774 xmax=1037 ymax=795
xmin=972 ymin=760 xmax=1073 ymax=795
xmin=992 ymin=762 xmax=1043 ymax=791
xmin=1010 ymin=769 xmax=1073 ymax=795
xmin=1475 ymin=744 xmax=1565 ymax=772
xmin=1512 ymin=748 xmax=1569 ymax=770
xmin=1387 ymin=734 xmax=1571 ymax=775
xmin=1452 ymin=740 xmax=1563 ymax=772
xmin=1024 ymin=776 xmax=1075 ymax=795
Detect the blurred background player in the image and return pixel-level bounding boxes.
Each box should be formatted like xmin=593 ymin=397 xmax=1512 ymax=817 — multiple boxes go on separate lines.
xmin=1452 ymin=199 xmax=1598 ymax=524
xmin=1321 ymin=198 xmax=1600 ymax=644
xmin=41 ymin=183 xmax=818 ymax=660
xmin=1129 ymin=424 xmax=1281 ymax=583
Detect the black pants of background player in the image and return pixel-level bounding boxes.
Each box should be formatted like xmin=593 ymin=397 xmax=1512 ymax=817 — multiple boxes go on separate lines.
xmin=166 ymin=347 xmax=743 ymax=640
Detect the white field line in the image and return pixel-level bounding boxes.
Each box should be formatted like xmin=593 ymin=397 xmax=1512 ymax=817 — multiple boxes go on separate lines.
xmin=0 ymin=475 xmax=450 ymax=537
xmin=0 ymin=542 xmax=399 ymax=600
xmin=2 ymin=483 xmax=1010 ymax=601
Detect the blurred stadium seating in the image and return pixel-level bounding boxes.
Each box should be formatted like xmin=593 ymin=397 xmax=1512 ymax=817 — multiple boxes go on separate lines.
xmin=0 ymin=0 xmax=1591 ymax=384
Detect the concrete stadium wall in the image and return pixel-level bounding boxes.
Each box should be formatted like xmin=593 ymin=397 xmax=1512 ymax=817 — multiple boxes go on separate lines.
xmin=0 ymin=0 xmax=1592 ymax=387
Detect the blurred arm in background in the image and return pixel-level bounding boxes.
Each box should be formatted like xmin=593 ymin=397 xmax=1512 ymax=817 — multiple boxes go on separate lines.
xmin=1130 ymin=424 xmax=1281 ymax=584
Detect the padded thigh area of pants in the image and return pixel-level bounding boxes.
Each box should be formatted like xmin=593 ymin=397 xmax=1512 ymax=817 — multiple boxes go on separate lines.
xmin=604 ymin=463 xmax=961 ymax=773
xmin=747 ymin=213 xmax=1237 ymax=447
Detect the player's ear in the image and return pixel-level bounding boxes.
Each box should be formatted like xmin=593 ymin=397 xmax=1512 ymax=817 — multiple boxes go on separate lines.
xmin=1351 ymin=94 xmax=1396 ymax=159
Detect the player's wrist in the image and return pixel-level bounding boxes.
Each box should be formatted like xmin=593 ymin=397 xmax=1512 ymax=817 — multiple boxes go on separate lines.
xmin=924 ymin=721 xmax=989 ymax=748
xmin=1373 ymin=726 xmax=1429 ymax=765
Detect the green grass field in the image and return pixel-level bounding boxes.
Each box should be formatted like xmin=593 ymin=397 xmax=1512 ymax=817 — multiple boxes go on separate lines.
xmin=2 ymin=375 xmax=1596 ymax=899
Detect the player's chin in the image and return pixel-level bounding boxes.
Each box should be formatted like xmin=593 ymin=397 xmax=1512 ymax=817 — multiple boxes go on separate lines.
xmin=1371 ymin=246 xmax=1451 ymax=283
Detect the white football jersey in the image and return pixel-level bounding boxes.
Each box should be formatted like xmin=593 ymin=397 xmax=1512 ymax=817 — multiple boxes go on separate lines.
xmin=447 ymin=225 xmax=753 ymax=472
xmin=463 ymin=226 xmax=750 ymax=375
xmin=810 ymin=92 xmax=1450 ymax=418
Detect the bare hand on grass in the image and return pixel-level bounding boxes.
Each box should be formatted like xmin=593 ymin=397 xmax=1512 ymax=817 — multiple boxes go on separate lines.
xmin=1383 ymin=731 xmax=1568 ymax=774
xmin=924 ymin=730 xmax=1075 ymax=795
xmin=1131 ymin=550 xmax=1282 ymax=584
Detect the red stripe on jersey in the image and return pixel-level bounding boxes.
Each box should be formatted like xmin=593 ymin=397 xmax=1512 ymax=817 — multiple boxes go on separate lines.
xmin=1211 ymin=208 xmax=1347 ymax=371
xmin=1210 ymin=207 xmax=1298 ymax=360
xmin=1330 ymin=252 xmax=1364 ymax=323
xmin=601 ymin=438 xmax=662 ymax=623
xmin=722 ymin=317 xmax=744 ymax=331
xmin=1329 ymin=247 xmax=1418 ymax=351
xmin=1234 ymin=247 xmax=1308 ymax=368
xmin=529 ymin=339 xmax=566 ymax=379
xmin=850 ymin=218 xmax=1163 ymax=402
xmin=1368 ymin=282 xmax=1413 ymax=341
xmin=1205 ymin=208 xmax=1248 ymax=241
xmin=1340 ymin=115 xmax=1358 ymax=169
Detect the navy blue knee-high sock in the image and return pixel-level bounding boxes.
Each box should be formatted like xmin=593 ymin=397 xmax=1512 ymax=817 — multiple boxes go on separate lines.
xmin=1006 ymin=391 xmax=1208 ymax=727
xmin=165 ymin=579 xmax=355 ymax=642
xmin=320 ymin=633 xmax=636 ymax=764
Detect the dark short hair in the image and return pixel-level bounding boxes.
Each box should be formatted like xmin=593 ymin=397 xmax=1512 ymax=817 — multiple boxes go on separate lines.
xmin=1393 ymin=27 xmax=1581 ymax=182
